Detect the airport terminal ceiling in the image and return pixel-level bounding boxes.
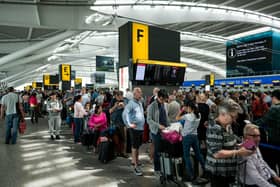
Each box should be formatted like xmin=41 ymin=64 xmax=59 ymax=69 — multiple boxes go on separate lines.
xmin=1 ymin=0 xmax=280 ymax=88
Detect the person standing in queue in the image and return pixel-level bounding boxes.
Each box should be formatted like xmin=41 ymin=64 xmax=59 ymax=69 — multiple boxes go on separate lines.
xmin=147 ymin=89 xmax=169 ymax=177
xmin=0 ymin=87 xmax=25 ymax=144
xmin=206 ymin=101 xmax=254 ymax=187
xmin=122 ymin=87 xmax=145 ymax=176
xmin=73 ymin=95 xmax=87 ymax=143
xmin=47 ymin=92 xmax=63 ymax=140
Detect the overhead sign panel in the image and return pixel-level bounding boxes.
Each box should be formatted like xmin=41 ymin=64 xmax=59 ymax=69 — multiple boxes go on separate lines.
xmin=60 ymin=64 xmax=71 ymax=81
xmin=132 ymin=22 xmax=149 ymax=62
xmin=44 ymin=74 xmax=50 ymax=85
xmin=226 ymin=31 xmax=276 ymax=77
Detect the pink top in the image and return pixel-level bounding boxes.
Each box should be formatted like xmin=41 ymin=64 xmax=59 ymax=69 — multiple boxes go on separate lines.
xmin=88 ymin=112 xmax=107 ymax=132
xmin=29 ymin=96 xmax=38 ymax=106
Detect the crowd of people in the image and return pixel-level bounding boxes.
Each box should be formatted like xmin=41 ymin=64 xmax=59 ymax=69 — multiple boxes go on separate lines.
xmin=0 ymin=85 xmax=280 ymax=186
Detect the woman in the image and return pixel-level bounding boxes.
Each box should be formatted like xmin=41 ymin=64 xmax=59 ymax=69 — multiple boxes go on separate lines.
xmin=206 ymin=101 xmax=253 ymax=187
xmin=74 ymin=95 xmax=88 ymax=143
xmin=176 ymin=101 xmax=205 ymax=181
xmin=88 ymin=104 xmax=108 ymax=150
xmin=29 ymin=92 xmax=38 ymax=124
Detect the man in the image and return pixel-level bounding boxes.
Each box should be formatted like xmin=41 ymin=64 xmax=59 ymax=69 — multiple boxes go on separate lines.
xmin=147 ymin=89 xmax=169 ymax=176
xmin=0 ymin=87 xmax=25 ymax=144
xmin=81 ymin=87 xmax=90 ymax=107
xmin=122 ymin=87 xmax=145 ymax=176
xmin=149 ymin=87 xmax=160 ymax=104
xmin=109 ymin=91 xmax=128 ymax=158
xmin=254 ymin=89 xmax=280 ymax=171
xmin=63 ymin=87 xmax=75 ymax=113
xmin=125 ymin=88 xmax=133 ymax=101
xmin=239 ymin=124 xmax=280 ymax=187
xmin=47 ymin=92 xmax=62 ymax=140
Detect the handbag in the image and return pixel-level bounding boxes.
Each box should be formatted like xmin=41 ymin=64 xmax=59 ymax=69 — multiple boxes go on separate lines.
xmin=19 ymin=120 xmax=27 ymax=134
xmin=161 ymin=130 xmax=182 ymax=144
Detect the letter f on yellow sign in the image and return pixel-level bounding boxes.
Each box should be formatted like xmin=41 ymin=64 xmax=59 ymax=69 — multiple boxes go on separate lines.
xmin=132 ymin=23 xmax=149 ymax=63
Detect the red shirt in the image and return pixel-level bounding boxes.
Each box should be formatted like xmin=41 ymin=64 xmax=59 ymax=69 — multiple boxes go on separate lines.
xmin=252 ymin=99 xmax=269 ymax=117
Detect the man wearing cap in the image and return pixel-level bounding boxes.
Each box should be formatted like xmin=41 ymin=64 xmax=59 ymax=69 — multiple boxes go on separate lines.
xmin=0 ymin=87 xmax=25 ymax=144
xmin=47 ymin=92 xmax=62 ymax=140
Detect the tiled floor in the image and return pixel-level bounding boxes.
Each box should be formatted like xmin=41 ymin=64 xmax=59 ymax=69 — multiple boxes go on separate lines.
xmin=0 ymin=116 xmax=209 ymax=187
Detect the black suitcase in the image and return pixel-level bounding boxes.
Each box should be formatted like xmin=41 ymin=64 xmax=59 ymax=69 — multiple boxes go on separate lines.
xmin=81 ymin=130 xmax=99 ymax=149
xmin=98 ymin=140 xmax=115 ymax=163
xmin=159 ymin=153 xmax=183 ymax=185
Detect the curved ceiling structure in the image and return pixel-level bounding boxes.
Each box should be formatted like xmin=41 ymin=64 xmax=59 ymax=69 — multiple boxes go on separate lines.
xmin=0 ymin=0 xmax=280 ymax=88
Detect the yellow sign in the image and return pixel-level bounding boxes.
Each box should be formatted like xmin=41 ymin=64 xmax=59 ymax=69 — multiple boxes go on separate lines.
xmin=61 ymin=64 xmax=71 ymax=81
xmin=210 ymin=73 xmax=215 ymax=86
xmin=32 ymin=82 xmax=36 ymax=88
xmin=75 ymin=78 xmax=82 ymax=85
xmin=44 ymin=75 xmax=50 ymax=85
xmin=25 ymin=85 xmax=32 ymax=91
xmin=137 ymin=59 xmax=187 ymax=68
xmin=132 ymin=23 xmax=149 ymax=63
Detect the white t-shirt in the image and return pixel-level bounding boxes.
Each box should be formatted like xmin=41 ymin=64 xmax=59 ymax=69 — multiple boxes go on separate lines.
xmin=1 ymin=92 xmax=20 ymax=115
xmin=181 ymin=113 xmax=201 ymax=136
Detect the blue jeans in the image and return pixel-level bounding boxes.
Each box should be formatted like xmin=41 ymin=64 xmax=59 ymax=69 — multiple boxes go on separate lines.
xmin=74 ymin=118 xmax=83 ymax=143
xmin=152 ymin=132 xmax=161 ymax=171
xmin=182 ymin=134 xmax=205 ymax=178
xmin=5 ymin=113 xmax=19 ymax=144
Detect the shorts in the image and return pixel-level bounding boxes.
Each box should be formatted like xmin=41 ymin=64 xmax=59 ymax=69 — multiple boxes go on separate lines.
xmin=128 ymin=128 xmax=143 ymax=149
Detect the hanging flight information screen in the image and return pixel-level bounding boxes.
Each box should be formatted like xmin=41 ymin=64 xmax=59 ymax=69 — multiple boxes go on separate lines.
xmin=226 ymin=36 xmax=272 ymax=77
xmin=135 ymin=64 xmax=146 ymax=81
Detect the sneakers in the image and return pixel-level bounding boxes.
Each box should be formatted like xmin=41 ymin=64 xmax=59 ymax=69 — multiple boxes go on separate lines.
xmin=50 ymin=135 xmax=55 ymax=140
xmin=131 ymin=162 xmax=143 ymax=167
xmin=154 ymin=170 xmax=161 ymax=179
xmin=134 ymin=166 xmax=143 ymax=176
xmin=56 ymin=135 xmax=61 ymax=140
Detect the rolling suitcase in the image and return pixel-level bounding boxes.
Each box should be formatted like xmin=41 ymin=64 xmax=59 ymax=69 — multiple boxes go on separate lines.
xmin=159 ymin=153 xmax=183 ymax=185
xmin=98 ymin=139 xmax=115 ymax=164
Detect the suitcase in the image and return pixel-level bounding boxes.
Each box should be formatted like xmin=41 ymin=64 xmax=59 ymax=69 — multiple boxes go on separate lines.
xmin=98 ymin=140 xmax=116 ymax=164
xmin=159 ymin=153 xmax=183 ymax=185
xmin=81 ymin=130 xmax=99 ymax=149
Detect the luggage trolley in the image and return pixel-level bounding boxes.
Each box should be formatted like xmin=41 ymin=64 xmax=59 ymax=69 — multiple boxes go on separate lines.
xmin=159 ymin=139 xmax=184 ymax=186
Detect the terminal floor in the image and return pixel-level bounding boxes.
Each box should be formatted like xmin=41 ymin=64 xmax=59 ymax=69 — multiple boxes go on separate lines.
xmin=0 ymin=116 xmax=209 ymax=187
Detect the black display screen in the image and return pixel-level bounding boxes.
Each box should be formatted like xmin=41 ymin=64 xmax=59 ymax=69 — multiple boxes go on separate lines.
xmin=134 ymin=63 xmax=185 ymax=85
xmin=94 ymin=73 xmax=105 ymax=84
xmin=50 ymin=74 xmax=59 ymax=84
xmin=96 ymin=56 xmax=114 ymax=72
xmin=226 ymin=37 xmax=272 ymax=77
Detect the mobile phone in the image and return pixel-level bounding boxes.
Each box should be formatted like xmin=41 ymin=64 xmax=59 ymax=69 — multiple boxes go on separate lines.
xmin=241 ymin=139 xmax=256 ymax=150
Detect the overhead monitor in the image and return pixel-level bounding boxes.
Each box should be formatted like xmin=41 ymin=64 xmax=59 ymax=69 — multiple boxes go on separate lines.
xmin=135 ymin=64 xmax=146 ymax=81
xmin=96 ymin=56 xmax=114 ymax=72
xmin=94 ymin=73 xmax=105 ymax=84
xmin=133 ymin=61 xmax=186 ymax=85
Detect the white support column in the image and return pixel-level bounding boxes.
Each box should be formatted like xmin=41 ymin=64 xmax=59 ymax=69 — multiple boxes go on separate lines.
xmin=0 ymin=30 xmax=79 ymax=66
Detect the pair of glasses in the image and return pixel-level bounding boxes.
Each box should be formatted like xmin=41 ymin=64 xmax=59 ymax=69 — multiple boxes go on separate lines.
xmin=247 ymin=134 xmax=261 ymax=137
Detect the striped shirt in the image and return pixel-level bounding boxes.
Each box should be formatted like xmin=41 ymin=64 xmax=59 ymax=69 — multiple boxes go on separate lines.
xmin=206 ymin=121 xmax=237 ymax=177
